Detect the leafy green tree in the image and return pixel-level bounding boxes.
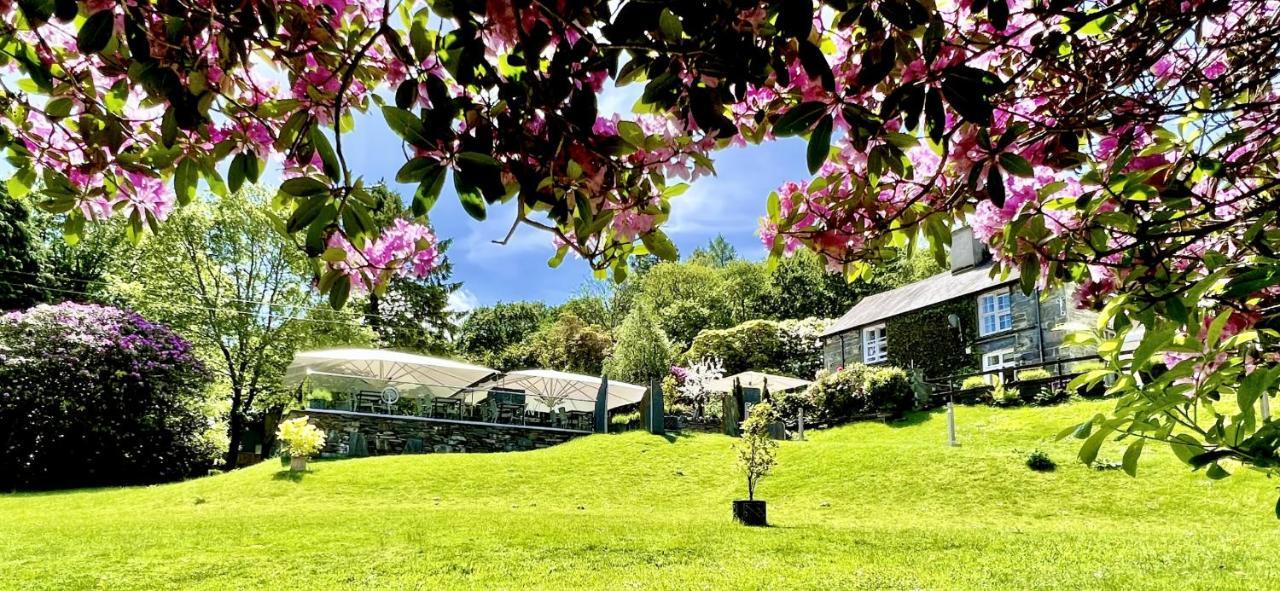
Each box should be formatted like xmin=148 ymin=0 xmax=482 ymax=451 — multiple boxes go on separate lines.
xmin=636 ymin=261 xmax=731 ymax=346
xmin=108 ymin=188 xmax=372 ymax=469
xmin=719 ymin=260 xmax=776 ymax=325
xmin=689 ymin=235 xmax=739 ymax=268
xmin=23 ymin=209 xmax=128 ymax=305
xmin=458 ymin=301 xmax=553 ymax=367
xmin=520 ymin=312 xmax=613 ymax=375
xmin=0 ymin=193 xmax=43 ymax=310
xmin=604 ymin=300 xmax=672 ymax=385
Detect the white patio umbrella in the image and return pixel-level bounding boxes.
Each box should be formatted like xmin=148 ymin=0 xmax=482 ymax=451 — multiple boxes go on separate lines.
xmin=705 ymin=371 xmax=811 ymax=394
xmin=492 ymin=369 xmax=647 ymax=413
xmin=284 ymin=348 xmax=498 ymax=398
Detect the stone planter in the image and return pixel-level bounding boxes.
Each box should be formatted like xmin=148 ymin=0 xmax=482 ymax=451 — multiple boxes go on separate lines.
xmin=733 ymin=499 xmax=767 ymax=526
xmin=289 ymin=456 xmax=308 ymax=472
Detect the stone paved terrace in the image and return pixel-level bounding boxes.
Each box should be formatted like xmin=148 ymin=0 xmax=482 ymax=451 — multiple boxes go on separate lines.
xmin=287 ymin=409 xmax=591 ymax=456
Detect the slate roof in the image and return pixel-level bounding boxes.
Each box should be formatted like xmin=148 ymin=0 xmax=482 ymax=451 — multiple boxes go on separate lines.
xmin=822 ymin=263 xmax=1018 ymax=337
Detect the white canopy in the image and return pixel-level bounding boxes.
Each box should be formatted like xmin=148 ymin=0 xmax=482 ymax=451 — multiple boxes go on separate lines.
xmin=490 ymin=369 xmax=647 ymax=413
xmin=706 ymin=371 xmax=811 ymax=394
xmin=284 ymin=348 xmax=497 ymax=398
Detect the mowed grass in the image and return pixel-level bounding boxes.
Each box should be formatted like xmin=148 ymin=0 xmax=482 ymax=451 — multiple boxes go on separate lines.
xmin=2 ymin=400 xmax=1278 ymax=590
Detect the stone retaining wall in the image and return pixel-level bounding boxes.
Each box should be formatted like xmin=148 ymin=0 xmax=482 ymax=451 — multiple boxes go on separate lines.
xmin=286 ymin=409 xmax=589 ymax=456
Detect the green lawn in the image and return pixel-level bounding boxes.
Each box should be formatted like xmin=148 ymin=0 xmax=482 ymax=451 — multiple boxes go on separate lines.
xmin=2 ymin=400 xmax=1277 ymax=590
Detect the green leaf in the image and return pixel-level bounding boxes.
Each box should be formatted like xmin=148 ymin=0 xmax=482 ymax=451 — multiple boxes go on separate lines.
xmin=1121 ymin=438 xmax=1143 ymax=477
xmin=658 ymin=8 xmax=682 ymax=39
xmin=286 ymin=195 xmax=327 ymax=234
xmin=77 ymin=9 xmax=116 ymax=54
xmin=395 ymin=80 xmax=418 ymax=110
xmin=174 ymin=158 xmax=198 ymax=206
xmin=381 ymin=106 xmax=428 ymax=146
xmin=328 ymin=274 xmax=352 ymax=310
xmin=1205 ymin=309 xmax=1233 ymax=349
xmin=320 ymin=247 xmax=347 ymax=262
xmin=548 ymin=245 xmax=569 ymax=268
xmin=773 ymin=102 xmax=827 ymax=137
xmin=640 ymin=230 xmax=678 ymax=261
xmin=457 ymin=151 xmax=501 ymax=171
xmin=45 ymin=97 xmax=74 ymax=118
xmin=617 ymin=121 xmax=645 ymax=147
xmin=280 ymin=177 xmax=330 ymax=197
xmin=987 ymin=165 xmax=1005 ymax=207
xmin=454 ymin=175 xmax=486 ymax=221
xmin=227 ymin=153 xmax=249 ymax=194
xmin=395 ymin=157 xmax=439 ymax=184
xmin=6 ymin=168 xmax=36 ymax=199
xmin=999 ymin=153 xmax=1033 ymax=177
xmin=1077 ymin=422 xmax=1113 ymax=465
xmin=807 ymin=115 xmax=833 ymax=174
xmin=1206 ymin=463 xmax=1230 ymax=480
xmin=310 ymin=127 xmax=340 ymax=179
xmin=1131 ymin=325 xmax=1176 ymax=370
xmin=1169 ymin=434 xmax=1201 ymax=465
xmin=413 ymin=164 xmax=447 ymax=217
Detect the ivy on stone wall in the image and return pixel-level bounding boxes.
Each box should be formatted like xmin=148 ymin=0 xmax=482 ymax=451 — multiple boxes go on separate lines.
xmin=885 ymin=299 xmax=978 ymax=380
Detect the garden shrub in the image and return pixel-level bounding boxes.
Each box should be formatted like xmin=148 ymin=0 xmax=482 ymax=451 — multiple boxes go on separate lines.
xmin=0 ymin=303 xmax=214 ymax=490
xmin=276 ymin=417 xmax=326 ymax=460
xmin=1026 ymin=449 xmax=1056 ymax=472
xmin=805 ymin=364 xmax=914 ymax=424
xmin=610 ymin=411 xmax=641 ymax=430
xmin=770 ymin=389 xmax=817 ymax=428
xmin=960 ymin=376 xmax=990 ymax=391
xmin=1014 ymin=368 xmax=1069 ymax=406
xmin=683 ymin=317 xmax=828 ymax=380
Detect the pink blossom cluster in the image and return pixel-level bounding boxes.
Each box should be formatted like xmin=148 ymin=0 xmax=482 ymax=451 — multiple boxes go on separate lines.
xmin=324 ymin=219 xmax=441 ymax=291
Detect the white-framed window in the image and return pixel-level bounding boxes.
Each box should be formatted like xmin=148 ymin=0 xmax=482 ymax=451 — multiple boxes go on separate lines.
xmin=978 ymin=290 xmax=1014 ymax=336
xmin=862 ymin=324 xmax=887 ymax=364
xmin=982 ymin=349 xmax=1018 ymax=371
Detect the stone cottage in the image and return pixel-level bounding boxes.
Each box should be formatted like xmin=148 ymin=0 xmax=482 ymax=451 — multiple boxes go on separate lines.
xmin=820 ymin=227 xmax=1097 ymax=380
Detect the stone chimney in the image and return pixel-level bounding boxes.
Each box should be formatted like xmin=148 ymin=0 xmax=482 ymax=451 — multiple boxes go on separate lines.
xmin=950 ymin=226 xmax=988 ymax=274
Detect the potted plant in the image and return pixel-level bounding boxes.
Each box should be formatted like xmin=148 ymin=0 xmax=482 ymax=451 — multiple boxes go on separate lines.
xmin=276 ymin=416 xmax=326 ymax=472
xmin=307 ymin=388 xmax=333 ymax=409
xmin=733 ymin=401 xmax=778 ymax=526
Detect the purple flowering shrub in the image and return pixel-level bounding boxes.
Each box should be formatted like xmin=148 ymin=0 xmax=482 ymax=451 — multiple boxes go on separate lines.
xmin=0 ymin=303 xmax=214 ymax=490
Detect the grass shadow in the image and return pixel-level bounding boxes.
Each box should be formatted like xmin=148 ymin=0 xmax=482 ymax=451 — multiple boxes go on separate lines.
xmin=272 ymin=470 xmax=310 ymax=482
xmin=887 ymin=408 xmax=941 ymax=428
xmin=659 ymin=431 xmax=696 ymax=443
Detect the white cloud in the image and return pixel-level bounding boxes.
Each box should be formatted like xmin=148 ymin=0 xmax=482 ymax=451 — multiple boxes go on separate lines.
xmin=447 ymin=288 xmax=481 ymax=315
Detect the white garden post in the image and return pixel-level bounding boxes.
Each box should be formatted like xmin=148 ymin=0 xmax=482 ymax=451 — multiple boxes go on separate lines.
xmin=1262 ymin=392 xmax=1271 ymax=419
xmin=798 ymin=408 xmax=805 ymax=441
xmin=946 ymin=399 xmax=958 ymax=447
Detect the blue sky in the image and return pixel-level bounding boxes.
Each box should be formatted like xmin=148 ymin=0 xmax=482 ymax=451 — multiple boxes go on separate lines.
xmin=343 ymin=87 xmax=812 ymax=311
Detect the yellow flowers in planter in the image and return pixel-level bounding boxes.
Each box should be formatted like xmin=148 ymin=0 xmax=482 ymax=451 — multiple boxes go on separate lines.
xmin=277 ymin=417 xmax=326 ymax=460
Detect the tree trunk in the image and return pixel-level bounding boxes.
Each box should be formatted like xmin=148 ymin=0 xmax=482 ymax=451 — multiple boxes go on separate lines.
xmin=224 ymin=407 xmax=244 ymax=470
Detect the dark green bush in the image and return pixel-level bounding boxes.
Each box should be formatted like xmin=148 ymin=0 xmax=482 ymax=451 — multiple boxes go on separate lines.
xmin=805 ymin=364 xmax=914 ymax=424
xmin=1026 ymin=449 xmax=1056 ymax=472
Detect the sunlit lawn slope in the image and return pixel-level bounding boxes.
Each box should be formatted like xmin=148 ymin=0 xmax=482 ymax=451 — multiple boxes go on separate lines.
xmin=2 ymin=399 xmax=1277 ymax=590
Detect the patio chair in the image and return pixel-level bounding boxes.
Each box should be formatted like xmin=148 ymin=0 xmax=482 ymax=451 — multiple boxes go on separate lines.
xmin=417 ymin=394 xmax=435 ymax=417
xmin=480 ymin=398 xmax=499 ymax=423
xmin=354 ymin=391 xmax=382 ymax=414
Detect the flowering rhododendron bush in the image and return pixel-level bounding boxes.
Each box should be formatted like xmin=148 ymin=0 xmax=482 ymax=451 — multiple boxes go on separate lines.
xmin=2 ymin=0 xmax=1280 ymax=507
xmin=0 ymin=303 xmax=214 ymax=490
